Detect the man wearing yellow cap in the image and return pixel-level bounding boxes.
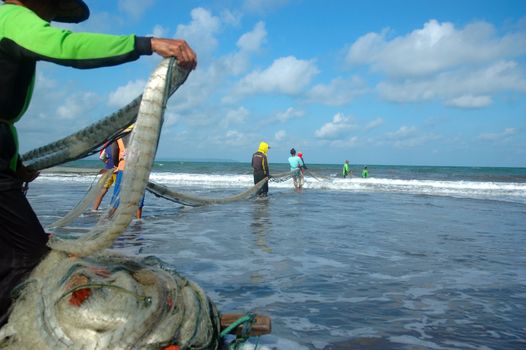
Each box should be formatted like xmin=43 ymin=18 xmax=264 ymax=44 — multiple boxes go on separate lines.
xmin=251 ymin=142 xmax=270 ymax=197
xmin=0 ymin=0 xmax=197 ymax=325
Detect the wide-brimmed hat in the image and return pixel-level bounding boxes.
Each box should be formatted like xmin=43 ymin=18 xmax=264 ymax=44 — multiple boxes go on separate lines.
xmin=55 ymin=0 xmax=89 ymax=23
xmin=3 ymin=0 xmax=90 ymax=23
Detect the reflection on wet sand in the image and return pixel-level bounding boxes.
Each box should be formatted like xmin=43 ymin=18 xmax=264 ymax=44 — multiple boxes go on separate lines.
xmin=250 ymin=199 xmax=272 ymax=253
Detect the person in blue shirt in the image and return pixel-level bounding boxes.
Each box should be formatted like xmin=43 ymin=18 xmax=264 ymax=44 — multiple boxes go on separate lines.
xmin=288 ymin=148 xmax=304 ymax=192
xmin=92 ymin=141 xmax=117 ymax=211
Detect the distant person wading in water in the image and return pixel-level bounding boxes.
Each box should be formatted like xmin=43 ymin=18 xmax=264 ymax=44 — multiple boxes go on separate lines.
xmin=362 ymin=166 xmax=369 ymax=178
xmin=288 ymin=148 xmax=304 ymax=192
xmin=0 ymin=0 xmax=196 ymax=326
xmin=343 ymin=160 xmax=351 ymax=178
xmin=92 ymin=140 xmax=118 ymax=211
xmin=251 ymin=142 xmax=270 ymax=197
xmin=108 ymin=126 xmax=145 ymax=219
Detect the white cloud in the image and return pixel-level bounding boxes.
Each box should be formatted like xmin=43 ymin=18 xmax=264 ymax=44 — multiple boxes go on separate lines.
xmin=346 ymin=19 xmax=526 ymax=77
xmin=165 ymin=33 xmax=263 ymax=117
xmin=237 ymin=21 xmax=267 ymax=52
xmin=230 ymin=56 xmax=319 ymax=99
xmin=220 ymin=9 xmax=242 ymax=27
xmin=16 ymin=71 xmax=108 ymax=152
xmin=224 ymin=130 xmax=250 ymax=146
xmin=387 ymin=126 xmax=417 ymax=138
xmin=108 ymin=80 xmax=146 ymax=108
xmin=479 ymin=128 xmax=516 ymax=141
xmin=446 ymin=95 xmax=492 ymax=108
xmin=272 ymin=107 xmax=304 ymax=123
xmin=219 ymin=51 xmax=252 ymax=76
xmin=221 ymin=107 xmax=249 ymax=127
xmin=35 ymin=71 xmax=58 ymax=90
xmin=377 ymin=60 xmax=526 ymax=104
xmin=345 ymin=18 xmax=526 ymax=108
xmin=168 ymin=60 xmax=232 ymax=113
xmin=75 ymin=11 xmax=123 ymax=32
xmin=315 ymin=113 xmax=356 ymax=139
xmin=150 ymin=24 xmax=168 ymax=38
xmin=331 ymin=136 xmax=359 ymax=148
xmin=386 ymin=126 xmax=440 ymax=148
xmin=216 ymin=21 xmax=268 ymax=77
xmin=275 ymin=130 xmax=286 ymax=141
xmin=164 ymin=111 xmax=180 ymax=127
xmin=365 ymin=118 xmax=384 ymax=130
xmin=56 ymin=92 xmax=99 ymax=120
xmin=243 ymin=0 xmax=290 ymax=15
xmin=307 ymin=76 xmax=368 ymax=106
xmin=118 ymin=0 xmax=155 ymax=19
xmin=176 ymin=7 xmax=221 ymax=57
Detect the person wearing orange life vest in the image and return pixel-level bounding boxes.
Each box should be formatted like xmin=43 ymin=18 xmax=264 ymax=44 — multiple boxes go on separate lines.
xmin=108 ymin=126 xmax=144 ymax=219
xmin=92 ymin=140 xmax=118 ymax=211
xmin=251 ymin=142 xmax=270 ymax=197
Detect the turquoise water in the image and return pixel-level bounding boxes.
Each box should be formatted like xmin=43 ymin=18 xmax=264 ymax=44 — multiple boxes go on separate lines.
xmin=30 ymin=161 xmax=526 ymax=349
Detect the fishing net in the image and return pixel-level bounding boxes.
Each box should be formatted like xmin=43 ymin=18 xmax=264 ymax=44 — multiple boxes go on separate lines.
xmin=1 ymin=59 xmax=270 ymax=349
xmin=0 ymin=252 xmax=221 ymax=349
xmin=49 ymin=171 xmax=112 ymax=228
xmin=146 ymin=177 xmax=269 ymax=207
xmin=268 ymin=170 xmax=297 ymax=183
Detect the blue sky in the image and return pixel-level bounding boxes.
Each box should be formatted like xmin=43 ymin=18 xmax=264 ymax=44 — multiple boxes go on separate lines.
xmin=17 ymin=0 xmax=526 ymax=167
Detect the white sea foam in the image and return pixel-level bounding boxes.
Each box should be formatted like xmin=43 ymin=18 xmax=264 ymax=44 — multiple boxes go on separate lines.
xmin=38 ymin=171 xmax=526 ymax=203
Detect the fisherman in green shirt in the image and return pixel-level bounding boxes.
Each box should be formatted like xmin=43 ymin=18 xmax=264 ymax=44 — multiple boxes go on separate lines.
xmin=342 ymin=160 xmax=350 ymax=178
xmin=0 ymin=0 xmax=197 ymax=326
xmin=362 ymin=166 xmax=369 ymax=178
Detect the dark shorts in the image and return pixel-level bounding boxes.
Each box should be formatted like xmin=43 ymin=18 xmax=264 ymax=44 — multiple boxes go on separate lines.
xmin=0 ymin=186 xmax=49 ymax=326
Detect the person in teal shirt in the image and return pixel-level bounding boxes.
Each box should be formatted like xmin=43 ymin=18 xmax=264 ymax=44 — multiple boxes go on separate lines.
xmin=288 ymin=148 xmax=304 ymax=191
xmin=362 ymin=166 xmax=369 ymax=178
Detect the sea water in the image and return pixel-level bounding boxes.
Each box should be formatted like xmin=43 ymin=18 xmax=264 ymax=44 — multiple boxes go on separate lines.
xmin=28 ymin=161 xmax=526 ymax=349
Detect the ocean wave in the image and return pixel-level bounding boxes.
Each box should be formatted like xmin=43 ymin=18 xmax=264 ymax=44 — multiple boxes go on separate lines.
xmin=37 ymin=171 xmax=526 ymax=204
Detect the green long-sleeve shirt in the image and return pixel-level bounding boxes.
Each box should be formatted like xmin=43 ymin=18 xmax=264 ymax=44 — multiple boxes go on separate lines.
xmin=0 ymin=3 xmax=152 ymax=174
xmin=342 ymin=163 xmax=350 ymax=176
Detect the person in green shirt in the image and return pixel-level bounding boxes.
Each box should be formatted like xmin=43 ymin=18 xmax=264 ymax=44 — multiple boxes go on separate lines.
xmin=362 ymin=166 xmax=369 ymax=178
xmin=342 ymin=160 xmax=351 ymax=178
xmin=0 ymin=0 xmax=197 ymax=326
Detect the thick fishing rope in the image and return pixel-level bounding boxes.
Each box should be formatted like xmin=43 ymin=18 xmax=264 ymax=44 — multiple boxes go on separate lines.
xmin=21 ymin=61 xmax=191 ymax=172
xmin=2 ymin=59 xmax=268 ymax=349
xmin=221 ymin=313 xmax=261 ymax=350
xmin=305 ymin=169 xmax=331 ymax=182
xmin=49 ymin=171 xmax=112 ymax=228
xmin=146 ymin=177 xmax=269 ymax=207
xmin=48 ymin=58 xmax=178 ymax=256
